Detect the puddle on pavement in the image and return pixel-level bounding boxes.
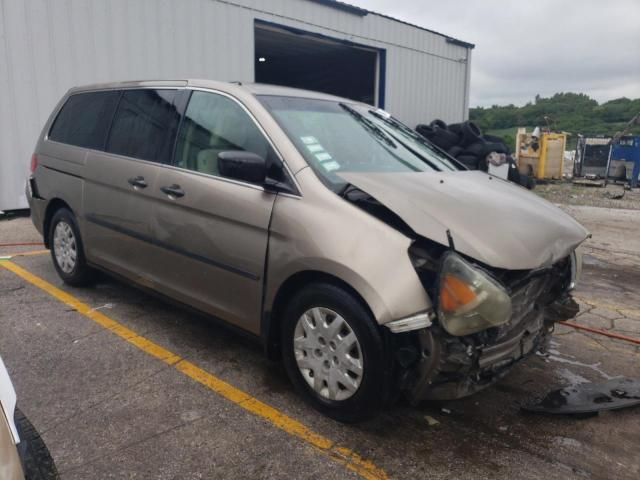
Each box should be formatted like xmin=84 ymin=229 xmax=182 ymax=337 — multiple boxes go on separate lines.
xmin=539 ymin=339 xmax=619 ymax=382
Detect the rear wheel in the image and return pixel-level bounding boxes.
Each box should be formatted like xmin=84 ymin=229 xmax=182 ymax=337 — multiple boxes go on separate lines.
xmin=281 ymin=283 xmax=387 ymax=422
xmin=49 ymin=208 xmax=94 ymax=286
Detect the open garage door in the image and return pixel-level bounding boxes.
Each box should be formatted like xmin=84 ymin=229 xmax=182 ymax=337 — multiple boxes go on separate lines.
xmin=254 ymin=21 xmax=384 ymax=106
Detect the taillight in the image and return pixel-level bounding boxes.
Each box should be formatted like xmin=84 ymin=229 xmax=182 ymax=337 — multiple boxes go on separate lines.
xmin=30 ymin=153 xmax=38 ymax=173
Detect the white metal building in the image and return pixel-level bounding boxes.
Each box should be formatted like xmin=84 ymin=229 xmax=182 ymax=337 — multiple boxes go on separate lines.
xmin=0 ymin=0 xmax=473 ymax=211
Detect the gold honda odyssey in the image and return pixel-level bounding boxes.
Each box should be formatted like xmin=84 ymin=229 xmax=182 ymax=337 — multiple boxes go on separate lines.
xmin=27 ymin=80 xmax=588 ymax=421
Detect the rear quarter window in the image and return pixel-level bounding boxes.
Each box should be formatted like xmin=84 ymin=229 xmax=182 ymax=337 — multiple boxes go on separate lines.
xmin=48 ymin=91 xmax=120 ymax=149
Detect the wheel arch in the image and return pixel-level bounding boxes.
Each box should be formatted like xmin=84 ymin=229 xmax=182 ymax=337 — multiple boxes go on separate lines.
xmin=262 ymin=270 xmax=378 ymax=360
xmin=42 ymin=198 xmax=73 ymax=248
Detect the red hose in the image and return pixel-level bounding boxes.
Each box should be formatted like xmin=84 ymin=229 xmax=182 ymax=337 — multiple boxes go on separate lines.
xmin=560 ymin=321 xmax=640 ymax=346
xmin=0 ymin=242 xmax=44 ymax=247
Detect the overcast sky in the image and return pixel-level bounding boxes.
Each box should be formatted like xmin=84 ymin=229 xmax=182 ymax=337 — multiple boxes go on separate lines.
xmin=347 ymin=0 xmax=640 ymax=107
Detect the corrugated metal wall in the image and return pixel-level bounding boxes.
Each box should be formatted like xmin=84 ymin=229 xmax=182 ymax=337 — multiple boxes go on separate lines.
xmin=0 ymin=0 xmax=472 ymax=211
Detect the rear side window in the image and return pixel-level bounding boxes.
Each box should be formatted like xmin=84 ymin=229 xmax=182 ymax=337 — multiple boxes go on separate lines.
xmin=106 ymin=89 xmax=181 ymax=163
xmin=49 ymin=91 xmax=120 ymax=149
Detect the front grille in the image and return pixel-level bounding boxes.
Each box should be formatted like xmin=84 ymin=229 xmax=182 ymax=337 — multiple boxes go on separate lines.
xmin=493 ymin=257 xmax=572 ymax=339
xmin=499 ymin=274 xmax=549 ymax=338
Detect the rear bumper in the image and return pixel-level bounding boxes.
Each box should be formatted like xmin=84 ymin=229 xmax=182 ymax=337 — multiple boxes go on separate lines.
xmin=25 ymin=177 xmax=46 ymax=237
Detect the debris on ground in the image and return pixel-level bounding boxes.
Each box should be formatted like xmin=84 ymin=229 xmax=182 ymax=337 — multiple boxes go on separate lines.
xmin=424 ymin=415 xmax=440 ymax=426
xmin=572 ymin=178 xmax=605 ymax=187
xmin=603 ymin=189 xmax=625 ymax=200
xmin=536 ymin=182 xmax=640 ymax=210
xmin=521 ymin=378 xmax=640 ymax=416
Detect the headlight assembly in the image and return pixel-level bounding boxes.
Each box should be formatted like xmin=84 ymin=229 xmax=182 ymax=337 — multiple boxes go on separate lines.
xmin=437 ymin=252 xmax=512 ymax=336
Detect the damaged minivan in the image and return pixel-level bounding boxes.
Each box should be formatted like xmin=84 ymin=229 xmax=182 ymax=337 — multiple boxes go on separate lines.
xmin=27 ymin=80 xmax=588 ymax=421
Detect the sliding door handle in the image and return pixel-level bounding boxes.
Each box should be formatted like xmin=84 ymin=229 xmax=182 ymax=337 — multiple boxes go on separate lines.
xmin=127 ymin=176 xmax=147 ymax=188
xmin=160 ymin=184 xmax=185 ymax=198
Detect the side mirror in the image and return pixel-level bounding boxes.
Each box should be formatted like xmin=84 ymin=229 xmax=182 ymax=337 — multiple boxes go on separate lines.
xmin=217 ymin=151 xmax=267 ymax=185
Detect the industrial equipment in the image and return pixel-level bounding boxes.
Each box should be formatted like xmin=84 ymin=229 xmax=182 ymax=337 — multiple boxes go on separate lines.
xmin=515 ymin=127 xmax=567 ymax=180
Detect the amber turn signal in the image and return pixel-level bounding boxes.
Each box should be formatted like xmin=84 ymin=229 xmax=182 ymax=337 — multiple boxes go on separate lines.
xmin=440 ymin=273 xmax=477 ymax=312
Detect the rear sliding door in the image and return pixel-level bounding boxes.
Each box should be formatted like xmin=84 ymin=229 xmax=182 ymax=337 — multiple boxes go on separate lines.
xmin=83 ymin=89 xmax=185 ymax=283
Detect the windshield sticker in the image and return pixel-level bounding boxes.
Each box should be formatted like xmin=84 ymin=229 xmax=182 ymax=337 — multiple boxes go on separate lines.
xmin=306 ymin=143 xmax=324 ymax=153
xmin=315 ymin=152 xmax=332 ymax=162
xmin=321 ymin=160 xmax=340 ymax=172
xmin=301 ymin=136 xmax=319 ymax=145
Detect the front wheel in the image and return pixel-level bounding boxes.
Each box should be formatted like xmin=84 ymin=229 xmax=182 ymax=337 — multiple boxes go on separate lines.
xmin=281 ymin=283 xmax=388 ymax=422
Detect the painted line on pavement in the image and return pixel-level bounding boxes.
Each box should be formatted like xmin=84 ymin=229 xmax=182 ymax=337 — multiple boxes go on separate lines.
xmin=0 ymin=249 xmax=49 ymax=260
xmin=0 ymin=260 xmax=388 ymax=480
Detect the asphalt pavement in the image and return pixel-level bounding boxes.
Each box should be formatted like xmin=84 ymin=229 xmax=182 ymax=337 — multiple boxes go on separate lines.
xmin=1 ymin=211 xmax=638 ymax=480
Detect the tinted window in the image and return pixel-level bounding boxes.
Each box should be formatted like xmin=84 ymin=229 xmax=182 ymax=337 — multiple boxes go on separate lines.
xmin=174 ymin=91 xmax=274 ymax=181
xmin=49 ymin=91 xmax=120 ymax=149
xmin=106 ymin=89 xmax=181 ymax=163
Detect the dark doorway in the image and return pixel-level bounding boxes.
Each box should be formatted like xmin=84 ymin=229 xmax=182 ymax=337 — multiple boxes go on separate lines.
xmin=254 ymin=22 xmax=382 ymax=106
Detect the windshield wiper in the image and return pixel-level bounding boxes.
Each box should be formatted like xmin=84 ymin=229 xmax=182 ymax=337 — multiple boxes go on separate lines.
xmin=368 ymin=110 xmax=451 ymax=170
xmin=369 ymin=110 xmax=438 ymax=147
xmin=340 ymin=103 xmax=397 ymax=148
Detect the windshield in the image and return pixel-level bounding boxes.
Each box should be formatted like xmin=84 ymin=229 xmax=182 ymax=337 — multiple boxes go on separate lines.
xmin=259 ymin=95 xmax=463 ymax=190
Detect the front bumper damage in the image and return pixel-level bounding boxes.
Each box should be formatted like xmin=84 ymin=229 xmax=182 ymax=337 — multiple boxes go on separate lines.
xmin=391 ymin=255 xmax=580 ymax=403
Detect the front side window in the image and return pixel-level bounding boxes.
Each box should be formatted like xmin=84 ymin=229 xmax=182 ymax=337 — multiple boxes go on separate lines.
xmin=49 ymin=91 xmax=120 ymax=149
xmin=174 ymin=91 xmax=275 ymax=182
xmin=105 ymin=89 xmax=181 ymax=163
xmin=259 ymin=96 xmax=462 ymax=191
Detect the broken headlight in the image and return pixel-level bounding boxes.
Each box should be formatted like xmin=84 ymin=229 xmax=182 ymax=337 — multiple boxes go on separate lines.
xmin=437 ymin=252 xmax=512 ymax=336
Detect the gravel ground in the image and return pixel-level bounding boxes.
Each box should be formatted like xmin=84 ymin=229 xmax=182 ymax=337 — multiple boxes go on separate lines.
xmin=535 ymin=182 xmax=640 ymax=210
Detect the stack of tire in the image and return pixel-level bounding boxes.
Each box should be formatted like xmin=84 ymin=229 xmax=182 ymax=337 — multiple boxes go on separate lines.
xmin=415 ymin=119 xmax=535 ymax=189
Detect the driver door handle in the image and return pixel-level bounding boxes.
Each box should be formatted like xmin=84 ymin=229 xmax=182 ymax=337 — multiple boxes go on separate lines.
xmin=160 ymin=184 xmax=185 ymax=198
xmin=127 ymin=176 xmax=148 ymax=189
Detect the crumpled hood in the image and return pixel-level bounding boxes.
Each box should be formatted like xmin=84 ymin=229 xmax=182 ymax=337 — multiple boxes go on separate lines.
xmin=339 ymin=170 xmax=589 ymax=270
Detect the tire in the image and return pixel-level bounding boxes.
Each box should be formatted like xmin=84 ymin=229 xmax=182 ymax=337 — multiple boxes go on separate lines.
xmin=448 ymin=122 xmax=463 ymax=136
xmin=415 ymin=124 xmax=435 ymax=139
xmin=49 ymin=207 xmax=94 ymax=286
xmin=526 ymin=176 xmax=536 ymax=190
xmin=430 ymin=127 xmax=460 ymax=150
xmin=281 ymin=283 xmax=388 ymax=422
xmin=456 ymin=154 xmax=480 ymax=169
xmin=482 ymin=134 xmax=511 ymax=153
xmin=15 ymin=408 xmax=59 ymax=480
xmin=447 ymin=145 xmax=463 ymax=157
xmin=462 ymin=141 xmax=487 ymax=157
xmin=507 ymin=159 xmax=522 ymax=183
xmin=460 ymin=121 xmax=483 ymax=147
xmin=430 ymin=119 xmax=448 ymax=130
xmin=482 ymin=141 xmax=508 ymax=155
xmin=478 ymin=156 xmax=489 ymax=172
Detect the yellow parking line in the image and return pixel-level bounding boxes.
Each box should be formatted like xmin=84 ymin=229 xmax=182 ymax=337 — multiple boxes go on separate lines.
xmin=0 ymin=260 xmax=388 ymax=480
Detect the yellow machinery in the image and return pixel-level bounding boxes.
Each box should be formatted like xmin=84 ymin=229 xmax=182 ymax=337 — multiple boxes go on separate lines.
xmin=516 ymin=127 xmax=567 ymax=179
